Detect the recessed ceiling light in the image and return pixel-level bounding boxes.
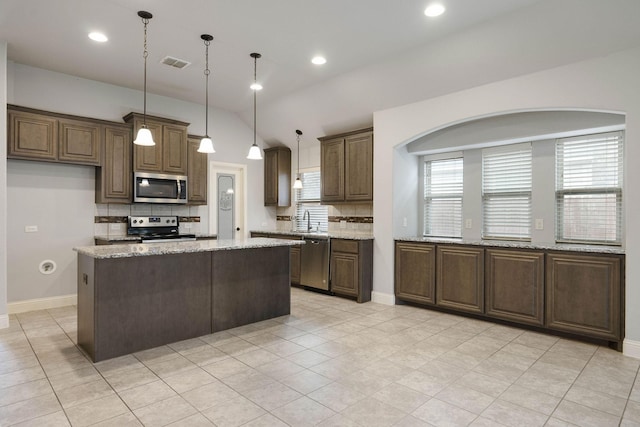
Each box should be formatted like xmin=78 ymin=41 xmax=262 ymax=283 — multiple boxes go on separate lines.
xmin=250 ymin=82 xmax=263 ymax=91
xmin=311 ymin=56 xmax=327 ymax=65
xmin=424 ymin=4 xmax=445 ymax=17
xmin=88 ymin=32 xmax=108 ymax=42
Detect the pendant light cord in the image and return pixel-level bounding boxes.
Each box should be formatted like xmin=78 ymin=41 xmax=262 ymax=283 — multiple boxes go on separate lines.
xmin=204 ymin=38 xmax=211 ymax=137
xmin=141 ymin=15 xmax=149 ymax=127
xmin=253 ymin=55 xmax=257 ymax=146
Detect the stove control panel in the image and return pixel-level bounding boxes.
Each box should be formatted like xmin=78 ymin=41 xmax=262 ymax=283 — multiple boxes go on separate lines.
xmin=129 ymin=216 xmax=178 ymax=228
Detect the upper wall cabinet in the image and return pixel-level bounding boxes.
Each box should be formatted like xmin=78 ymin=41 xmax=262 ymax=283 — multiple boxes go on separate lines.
xmin=264 ymin=147 xmax=291 ymax=207
xmin=319 ymin=127 xmax=373 ymax=203
xmin=96 ymin=124 xmax=133 ymax=204
xmin=187 ymin=135 xmax=208 ymax=205
xmin=8 ymin=105 xmax=101 ymax=166
xmin=124 ymin=113 xmax=189 ymax=175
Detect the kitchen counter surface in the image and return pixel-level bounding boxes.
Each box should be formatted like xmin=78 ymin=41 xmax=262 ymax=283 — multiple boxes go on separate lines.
xmin=76 ymin=237 xmax=304 ymax=259
xmin=251 ymin=229 xmax=374 ymax=240
xmin=396 ymin=236 xmax=625 ymax=254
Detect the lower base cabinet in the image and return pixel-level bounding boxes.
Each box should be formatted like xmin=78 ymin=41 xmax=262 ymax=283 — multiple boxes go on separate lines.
xmin=330 ymin=239 xmax=373 ymax=303
xmin=546 ymin=252 xmax=622 ymax=341
xmin=394 ymin=240 xmax=624 ymax=349
xmin=486 ymin=249 xmax=544 ymax=326
xmin=290 ymin=246 xmax=301 ymax=284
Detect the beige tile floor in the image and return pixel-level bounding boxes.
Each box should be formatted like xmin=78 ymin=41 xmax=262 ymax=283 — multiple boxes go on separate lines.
xmin=1 ymin=287 xmax=640 ymax=427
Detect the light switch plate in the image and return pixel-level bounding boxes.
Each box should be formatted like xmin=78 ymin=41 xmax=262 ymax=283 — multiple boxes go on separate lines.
xmin=25 ymin=225 xmax=38 ymax=233
xmin=535 ymin=218 xmax=544 ymax=230
xmin=465 ymin=219 xmax=472 ymax=229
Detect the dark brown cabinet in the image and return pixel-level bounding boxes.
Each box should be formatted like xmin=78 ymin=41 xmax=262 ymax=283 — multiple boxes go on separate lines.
xmin=330 ymin=239 xmax=373 ymax=303
xmin=546 ymin=252 xmax=622 ymax=341
xmin=395 ymin=242 xmax=436 ymax=305
xmin=319 ymin=128 xmax=373 ymax=203
xmin=263 ymin=147 xmax=291 ymax=207
xmin=124 ymin=113 xmax=188 ymax=174
xmin=436 ymin=245 xmax=484 ymax=314
xmin=95 ymin=124 xmax=132 ymax=204
xmin=187 ymin=136 xmax=208 ymax=205
xmin=486 ymin=249 xmax=544 ymax=326
xmin=8 ymin=106 xmax=101 ymax=166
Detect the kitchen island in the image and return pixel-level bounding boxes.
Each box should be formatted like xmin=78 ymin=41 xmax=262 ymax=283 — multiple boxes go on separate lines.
xmin=74 ymin=238 xmax=304 ymax=362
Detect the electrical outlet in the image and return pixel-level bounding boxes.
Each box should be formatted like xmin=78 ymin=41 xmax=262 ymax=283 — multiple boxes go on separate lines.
xmin=24 ymin=225 xmax=38 ymax=233
xmin=183 ymin=223 xmax=192 ymax=229
xmin=402 ymin=217 xmax=408 ymax=227
xmin=109 ymin=223 xmax=121 ymax=231
xmin=535 ymin=218 xmax=544 ymax=230
xmin=339 ymin=220 xmax=347 ymax=229
xmin=465 ymin=219 xmax=472 ymax=229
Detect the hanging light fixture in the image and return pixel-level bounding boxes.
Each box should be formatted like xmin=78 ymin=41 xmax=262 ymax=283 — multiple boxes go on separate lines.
xmin=133 ymin=11 xmax=155 ymax=146
xmin=198 ymin=34 xmax=215 ymax=153
xmin=247 ymin=52 xmax=263 ymax=160
xmin=293 ymin=130 xmax=303 ymax=189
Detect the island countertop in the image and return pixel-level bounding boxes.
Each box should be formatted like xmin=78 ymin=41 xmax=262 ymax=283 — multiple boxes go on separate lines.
xmin=74 ymin=237 xmax=305 ymax=259
xmin=250 ymin=229 xmax=374 ymax=240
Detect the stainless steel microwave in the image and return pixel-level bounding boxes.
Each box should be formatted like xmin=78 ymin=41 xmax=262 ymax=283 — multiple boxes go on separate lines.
xmin=133 ymin=172 xmax=188 ymax=204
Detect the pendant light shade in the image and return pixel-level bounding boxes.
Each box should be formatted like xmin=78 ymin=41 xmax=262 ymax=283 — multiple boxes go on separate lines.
xmin=293 ymin=129 xmax=303 ymax=189
xmin=247 ymin=53 xmax=262 ymax=160
xmin=134 ymin=11 xmax=155 ymax=147
xmin=198 ymin=34 xmax=215 ymax=154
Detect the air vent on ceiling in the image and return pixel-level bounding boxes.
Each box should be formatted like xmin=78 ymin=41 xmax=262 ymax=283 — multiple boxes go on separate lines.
xmin=161 ymin=56 xmax=191 ymax=69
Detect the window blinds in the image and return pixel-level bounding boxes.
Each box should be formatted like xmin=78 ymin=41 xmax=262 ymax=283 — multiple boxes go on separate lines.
xmin=555 ymin=131 xmax=623 ymax=244
xmin=295 ymin=171 xmax=328 ymax=232
xmin=482 ymin=144 xmax=532 ymax=240
xmin=424 ymin=158 xmax=463 ymax=237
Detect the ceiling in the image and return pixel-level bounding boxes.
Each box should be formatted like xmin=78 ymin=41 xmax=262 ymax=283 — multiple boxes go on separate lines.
xmin=2 ymin=0 xmax=640 ymax=148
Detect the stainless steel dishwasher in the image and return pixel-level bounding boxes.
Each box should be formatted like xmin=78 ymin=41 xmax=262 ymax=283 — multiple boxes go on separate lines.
xmin=299 ymin=236 xmax=330 ymax=291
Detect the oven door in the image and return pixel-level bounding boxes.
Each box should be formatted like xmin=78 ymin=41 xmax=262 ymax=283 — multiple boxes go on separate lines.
xmin=134 ymin=172 xmax=188 ymax=204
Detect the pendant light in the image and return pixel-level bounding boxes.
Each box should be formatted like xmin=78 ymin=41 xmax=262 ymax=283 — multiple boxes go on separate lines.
xmin=133 ymin=11 xmax=155 ymax=146
xmin=197 ymin=34 xmax=215 ymax=153
xmin=293 ymin=130 xmax=303 ymax=189
xmin=247 ymin=52 xmax=263 ymax=160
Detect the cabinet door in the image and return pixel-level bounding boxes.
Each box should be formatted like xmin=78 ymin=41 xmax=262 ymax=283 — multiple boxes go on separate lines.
xmin=264 ymin=149 xmax=279 ymax=206
xmin=321 ymin=138 xmax=345 ymax=202
xmin=486 ymin=249 xmax=544 ymax=326
xmin=96 ymin=125 xmax=132 ymax=203
xmin=290 ymin=246 xmax=301 ymax=285
xmin=546 ymin=253 xmax=621 ymax=341
xmin=8 ymin=110 xmax=58 ymax=161
xmin=344 ymin=132 xmax=373 ymax=201
xmin=58 ymin=118 xmax=101 ymax=165
xmin=133 ymin=119 xmax=163 ymax=172
xmin=187 ymin=137 xmax=208 ymax=204
xmin=163 ymin=125 xmax=188 ymax=174
xmin=331 ymin=252 xmax=359 ymax=297
xmin=395 ymin=242 xmax=436 ymax=305
xmin=436 ymin=246 xmax=484 ymax=314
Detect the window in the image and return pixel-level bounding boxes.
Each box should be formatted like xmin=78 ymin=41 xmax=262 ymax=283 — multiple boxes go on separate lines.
xmin=482 ymin=144 xmax=532 ymax=240
xmin=556 ymin=131 xmax=623 ymax=244
xmin=295 ymin=170 xmax=328 ymax=232
xmin=423 ymin=157 xmax=463 ymax=237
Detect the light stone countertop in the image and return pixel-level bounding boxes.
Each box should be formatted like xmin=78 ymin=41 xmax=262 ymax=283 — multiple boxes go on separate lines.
xmin=395 ymin=236 xmax=625 ymax=255
xmin=75 ymin=238 xmax=305 ymax=259
xmin=94 ymin=233 xmax=218 ymax=242
xmin=250 ymin=230 xmax=374 ymax=241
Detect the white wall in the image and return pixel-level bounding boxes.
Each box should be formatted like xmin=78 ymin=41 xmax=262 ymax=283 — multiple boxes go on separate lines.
xmin=5 ymin=63 xmax=273 ymax=304
xmin=0 ymin=42 xmax=8 ymax=326
xmin=375 ymin=47 xmax=640 ymax=355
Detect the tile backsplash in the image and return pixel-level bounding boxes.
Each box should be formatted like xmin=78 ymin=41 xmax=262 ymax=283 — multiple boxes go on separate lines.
xmin=94 ymin=204 xmax=206 ymax=237
xmin=276 ymin=203 xmax=373 ymax=233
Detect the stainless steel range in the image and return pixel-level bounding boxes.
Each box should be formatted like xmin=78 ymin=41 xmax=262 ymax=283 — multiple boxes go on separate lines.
xmin=127 ymin=216 xmax=196 ymax=243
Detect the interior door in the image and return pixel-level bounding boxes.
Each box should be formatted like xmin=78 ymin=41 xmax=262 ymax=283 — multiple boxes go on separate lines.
xmin=209 ymin=162 xmax=246 ymax=239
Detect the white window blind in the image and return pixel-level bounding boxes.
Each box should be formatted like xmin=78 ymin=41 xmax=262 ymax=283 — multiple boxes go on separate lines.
xmin=295 ymin=170 xmax=328 ymax=232
xmin=424 ymin=158 xmax=463 ymax=238
xmin=556 ymin=131 xmax=623 ymax=245
xmin=482 ymin=144 xmax=532 ymax=240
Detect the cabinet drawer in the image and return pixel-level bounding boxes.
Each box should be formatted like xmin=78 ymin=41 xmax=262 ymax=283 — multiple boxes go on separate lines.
xmin=331 ymin=239 xmax=359 ymax=253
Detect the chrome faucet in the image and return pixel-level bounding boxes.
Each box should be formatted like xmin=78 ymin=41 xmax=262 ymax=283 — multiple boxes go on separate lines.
xmin=302 ymin=209 xmax=311 ymax=232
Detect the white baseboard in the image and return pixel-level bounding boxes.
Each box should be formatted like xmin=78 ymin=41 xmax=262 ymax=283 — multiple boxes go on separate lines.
xmin=371 ymin=291 xmax=395 ymax=306
xmin=0 ymin=314 xmax=8 ymax=329
xmin=623 ymin=339 xmax=640 ymax=360
xmin=8 ymin=294 xmax=77 ymax=314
